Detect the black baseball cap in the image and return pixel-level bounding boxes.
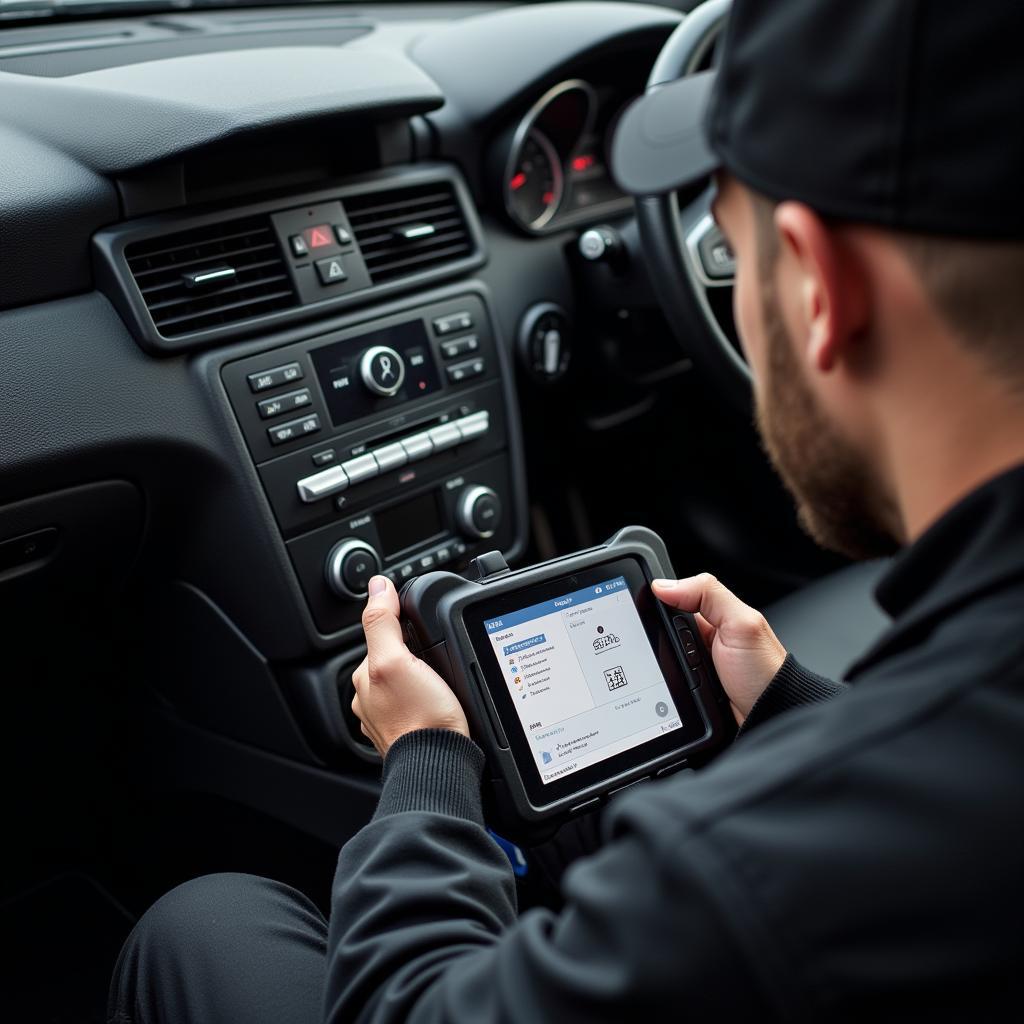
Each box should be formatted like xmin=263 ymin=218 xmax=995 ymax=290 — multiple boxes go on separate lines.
xmin=612 ymin=0 xmax=1024 ymax=238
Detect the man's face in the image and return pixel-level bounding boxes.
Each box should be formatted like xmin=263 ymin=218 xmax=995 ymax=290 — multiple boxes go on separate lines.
xmin=712 ymin=175 xmax=899 ymax=560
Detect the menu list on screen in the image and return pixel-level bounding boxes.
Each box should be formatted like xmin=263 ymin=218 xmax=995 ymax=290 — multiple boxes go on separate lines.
xmin=484 ymin=576 xmax=682 ymax=784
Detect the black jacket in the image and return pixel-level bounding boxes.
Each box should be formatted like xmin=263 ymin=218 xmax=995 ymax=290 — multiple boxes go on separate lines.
xmin=325 ymin=465 xmax=1024 ymax=1022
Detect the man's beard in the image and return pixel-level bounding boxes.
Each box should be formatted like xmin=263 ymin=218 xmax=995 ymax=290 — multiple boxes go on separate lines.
xmin=754 ymin=289 xmax=902 ymax=560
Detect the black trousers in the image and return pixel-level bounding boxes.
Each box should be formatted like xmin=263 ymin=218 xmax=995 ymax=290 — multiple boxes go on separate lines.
xmin=108 ymin=873 xmax=327 ymax=1024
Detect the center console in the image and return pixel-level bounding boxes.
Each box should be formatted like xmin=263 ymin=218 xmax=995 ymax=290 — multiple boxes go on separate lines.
xmin=222 ymin=288 xmax=522 ymax=636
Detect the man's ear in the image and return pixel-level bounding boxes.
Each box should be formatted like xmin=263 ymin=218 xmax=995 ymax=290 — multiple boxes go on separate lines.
xmin=774 ymin=202 xmax=869 ymax=374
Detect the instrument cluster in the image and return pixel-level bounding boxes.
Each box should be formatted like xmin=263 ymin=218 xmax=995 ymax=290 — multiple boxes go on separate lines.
xmin=500 ymin=79 xmax=633 ymax=234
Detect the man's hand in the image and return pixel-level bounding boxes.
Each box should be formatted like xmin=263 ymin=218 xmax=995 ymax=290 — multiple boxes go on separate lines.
xmin=351 ymin=575 xmax=470 ymax=758
xmin=652 ymin=574 xmax=787 ymax=726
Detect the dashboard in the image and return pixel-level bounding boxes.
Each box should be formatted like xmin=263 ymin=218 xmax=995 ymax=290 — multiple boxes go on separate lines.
xmin=0 ymin=1 xmax=690 ymax=778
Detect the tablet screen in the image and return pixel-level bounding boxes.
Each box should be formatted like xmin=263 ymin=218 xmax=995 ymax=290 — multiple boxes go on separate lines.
xmin=482 ymin=573 xmax=683 ymax=785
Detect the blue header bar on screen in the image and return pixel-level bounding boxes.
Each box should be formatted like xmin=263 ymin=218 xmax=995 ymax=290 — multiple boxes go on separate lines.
xmin=484 ymin=575 xmax=630 ymax=633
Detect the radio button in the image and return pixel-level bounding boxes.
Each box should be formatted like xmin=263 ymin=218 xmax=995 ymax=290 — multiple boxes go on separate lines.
xmin=435 ymin=545 xmax=452 ymax=564
xmin=248 ymin=362 xmax=304 ymax=393
xmin=446 ymin=357 xmax=485 ymax=384
xmin=325 ymin=538 xmax=381 ymax=600
xmin=296 ymin=465 xmax=348 ymax=503
xmin=315 ymin=256 xmax=348 ymax=285
xmin=312 ymin=449 xmax=336 ymax=467
xmin=341 ymin=452 xmax=378 ymax=486
xmin=268 ymin=413 xmax=320 ymax=446
xmin=455 ymin=410 xmax=489 ymax=441
xmin=457 ymin=485 xmax=502 ymax=540
xmin=400 ymin=432 xmax=434 ymax=462
xmin=419 ymin=553 xmax=436 ymax=571
xmin=360 ymin=345 xmax=406 ymax=397
xmin=372 ymin=442 xmax=408 ymax=474
xmin=428 ymin=422 xmax=462 ymax=451
xmin=396 ymin=562 xmax=416 ymax=580
xmin=257 ymin=387 xmax=312 ymax=419
xmin=440 ymin=335 xmax=480 ymax=360
xmin=432 ymin=311 xmax=474 ymax=336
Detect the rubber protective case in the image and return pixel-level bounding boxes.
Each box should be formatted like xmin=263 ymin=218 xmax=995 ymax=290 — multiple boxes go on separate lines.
xmin=399 ymin=526 xmax=736 ymax=840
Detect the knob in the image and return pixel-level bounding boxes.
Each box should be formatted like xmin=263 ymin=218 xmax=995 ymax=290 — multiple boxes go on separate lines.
xmin=517 ymin=302 xmax=571 ymax=384
xmin=457 ymin=485 xmax=502 ymax=540
xmin=578 ymin=225 xmax=625 ymax=269
xmin=325 ymin=538 xmax=382 ymax=599
xmin=360 ymin=345 xmax=406 ymax=397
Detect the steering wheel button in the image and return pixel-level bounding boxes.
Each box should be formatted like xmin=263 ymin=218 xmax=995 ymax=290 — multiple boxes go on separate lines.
xmin=697 ymin=224 xmax=735 ymax=280
xmin=340 ymin=453 xmax=378 ymax=486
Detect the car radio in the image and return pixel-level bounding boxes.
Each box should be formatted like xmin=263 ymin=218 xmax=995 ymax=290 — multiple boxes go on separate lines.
xmin=399 ymin=526 xmax=736 ymax=840
xmin=221 ymin=291 xmax=521 ymax=636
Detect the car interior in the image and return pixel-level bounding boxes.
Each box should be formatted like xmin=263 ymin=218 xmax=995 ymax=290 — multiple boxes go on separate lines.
xmin=0 ymin=0 xmax=891 ymax=1017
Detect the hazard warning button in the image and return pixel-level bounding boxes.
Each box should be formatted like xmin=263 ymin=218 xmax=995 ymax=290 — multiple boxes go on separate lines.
xmin=315 ymin=256 xmax=348 ymax=286
xmin=303 ymin=224 xmax=335 ymax=250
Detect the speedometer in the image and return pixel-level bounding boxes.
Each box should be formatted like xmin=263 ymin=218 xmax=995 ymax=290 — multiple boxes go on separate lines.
xmin=506 ymin=129 xmax=564 ymax=231
xmin=501 ymin=79 xmax=595 ymax=233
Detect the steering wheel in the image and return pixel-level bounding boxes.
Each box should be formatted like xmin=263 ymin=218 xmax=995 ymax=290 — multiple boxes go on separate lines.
xmin=633 ymin=0 xmax=751 ymax=414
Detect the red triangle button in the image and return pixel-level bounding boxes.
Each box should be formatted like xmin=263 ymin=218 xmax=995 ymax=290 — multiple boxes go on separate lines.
xmin=307 ymin=226 xmax=331 ymax=248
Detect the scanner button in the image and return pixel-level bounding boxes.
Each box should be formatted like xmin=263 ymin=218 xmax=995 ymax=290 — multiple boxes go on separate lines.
xmin=678 ymin=627 xmax=702 ymax=668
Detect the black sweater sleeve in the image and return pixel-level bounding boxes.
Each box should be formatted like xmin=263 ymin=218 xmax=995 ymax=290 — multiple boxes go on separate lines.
xmin=739 ymin=654 xmax=848 ymax=735
xmin=325 ymin=729 xmax=767 ymax=1024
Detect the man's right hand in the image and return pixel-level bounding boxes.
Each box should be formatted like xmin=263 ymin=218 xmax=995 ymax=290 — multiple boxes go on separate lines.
xmin=652 ymin=574 xmax=787 ymax=727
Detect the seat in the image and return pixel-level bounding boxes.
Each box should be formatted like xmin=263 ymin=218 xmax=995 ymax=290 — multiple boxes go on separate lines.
xmin=763 ymin=560 xmax=891 ymax=681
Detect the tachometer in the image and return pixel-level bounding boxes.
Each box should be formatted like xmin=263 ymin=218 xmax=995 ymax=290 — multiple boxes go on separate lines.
xmin=506 ymin=128 xmax=564 ymax=231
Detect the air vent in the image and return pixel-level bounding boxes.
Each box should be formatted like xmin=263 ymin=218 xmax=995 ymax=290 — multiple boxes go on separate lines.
xmin=125 ymin=215 xmax=297 ymax=338
xmin=345 ymin=181 xmax=474 ymax=285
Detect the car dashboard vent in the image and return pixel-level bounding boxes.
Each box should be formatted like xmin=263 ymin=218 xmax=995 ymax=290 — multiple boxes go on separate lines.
xmin=345 ymin=181 xmax=474 ymax=285
xmin=124 ymin=215 xmax=297 ymax=338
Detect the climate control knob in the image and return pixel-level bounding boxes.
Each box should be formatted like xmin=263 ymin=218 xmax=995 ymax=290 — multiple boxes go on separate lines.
xmin=456 ymin=485 xmax=502 ymax=540
xmin=360 ymin=345 xmax=406 ymax=397
xmin=325 ymin=538 xmax=382 ymax=599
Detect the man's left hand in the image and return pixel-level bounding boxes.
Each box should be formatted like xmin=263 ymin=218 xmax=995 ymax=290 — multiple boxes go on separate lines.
xmin=351 ymin=575 xmax=470 ymax=758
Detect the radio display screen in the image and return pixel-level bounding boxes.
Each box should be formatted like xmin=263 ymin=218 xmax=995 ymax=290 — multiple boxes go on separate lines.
xmin=376 ymin=491 xmax=444 ymax=558
xmin=311 ymin=320 xmax=441 ymax=427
